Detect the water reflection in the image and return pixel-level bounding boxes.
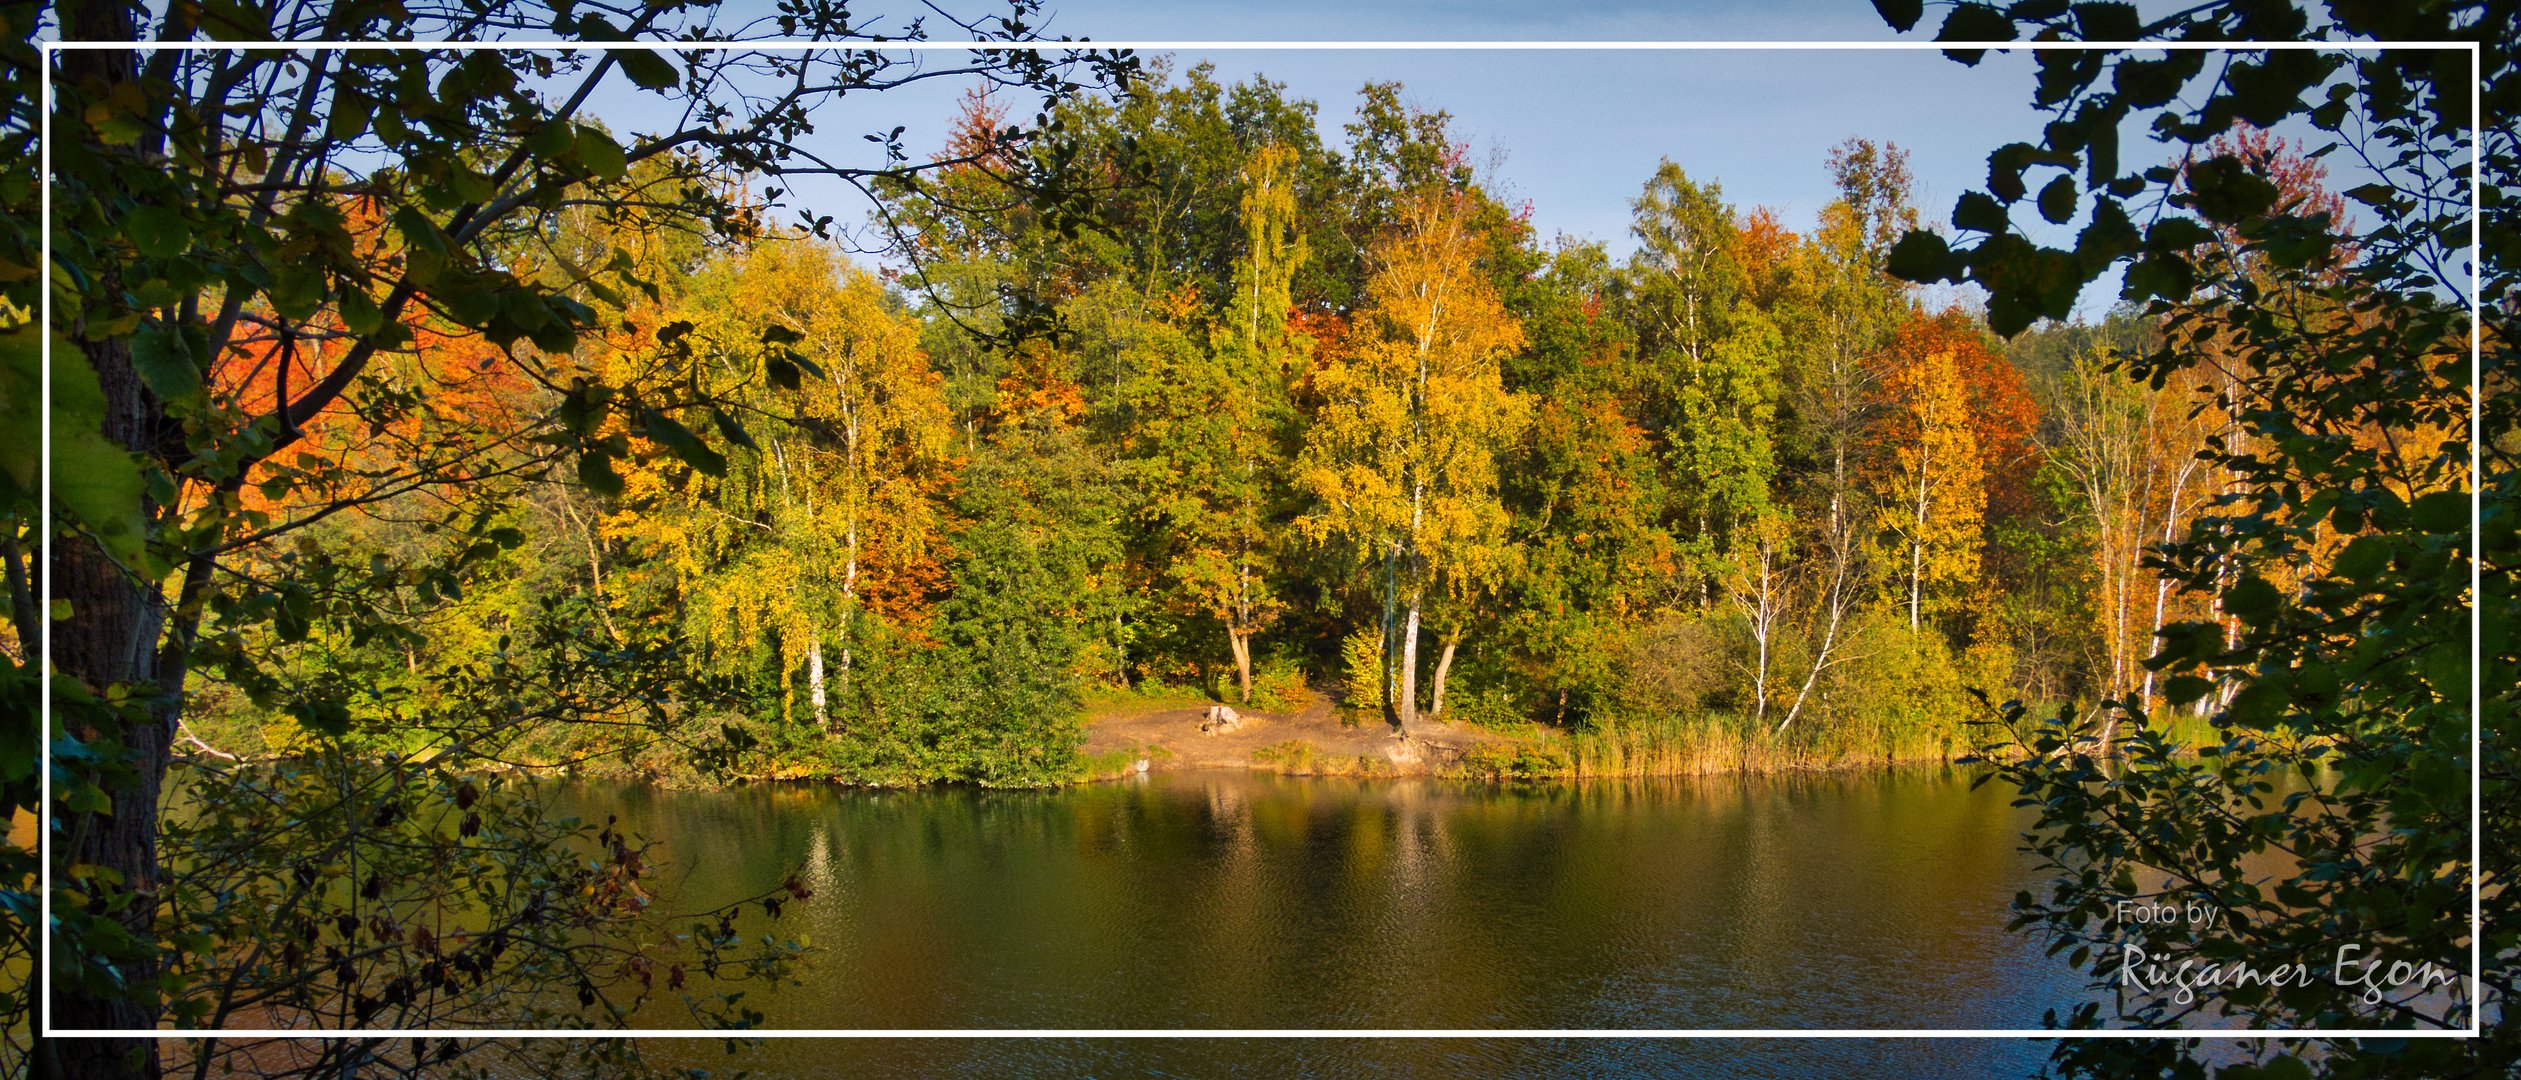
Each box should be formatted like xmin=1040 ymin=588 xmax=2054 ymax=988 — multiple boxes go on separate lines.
xmin=540 ymin=769 xmax=2092 ymax=1041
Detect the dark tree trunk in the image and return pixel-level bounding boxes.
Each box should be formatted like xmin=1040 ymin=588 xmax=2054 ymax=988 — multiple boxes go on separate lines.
xmin=51 ymin=18 xmax=178 ymax=1076
xmin=51 ymin=345 xmax=179 ymax=1076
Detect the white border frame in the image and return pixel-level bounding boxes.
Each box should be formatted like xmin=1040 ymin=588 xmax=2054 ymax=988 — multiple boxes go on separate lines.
xmin=35 ymin=35 xmax=2486 ymax=1044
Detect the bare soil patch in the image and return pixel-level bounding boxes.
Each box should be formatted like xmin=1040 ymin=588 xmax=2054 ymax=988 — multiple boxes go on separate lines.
xmin=1079 ymin=687 xmax=1507 ymax=776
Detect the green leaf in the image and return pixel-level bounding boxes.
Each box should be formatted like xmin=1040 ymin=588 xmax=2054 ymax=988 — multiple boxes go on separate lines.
xmin=2420 ymin=643 xmax=2467 ymax=702
xmin=127 ymin=206 xmax=191 ymax=258
xmin=2333 ymin=535 xmax=2391 ymax=586
xmin=2163 ymin=675 xmax=2213 ymax=707
xmin=2408 ymin=490 xmax=2466 ymax=534
xmin=130 ymin=323 xmax=204 ymax=403
xmin=709 ymin=406 xmax=758 ymax=451
xmin=529 ymin=120 xmax=576 ymax=159
xmin=1935 ymin=2 xmax=2016 ymax=65
xmin=577 ymin=449 xmax=624 ymax=497
xmin=526 ymin=320 xmax=578 ymax=355
xmin=0 ymin=326 xmax=37 ymax=493
xmin=50 ymin=430 xmax=148 ymax=570
xmin=1884 ymin=230 xmax=1950 ymax=283
xmin=2036 ymin=175 xmax=2077 ymax=224
xmin=2142 ymin=217 xmax=2212 ymax=252
xmin=290 ymin=695 xmax=352 ymax=738
xmin=337 ymin=287 xmax=384 ymax=336
xmin=197 ymin=0 xmax=274 ymax=40
xmin=615 ymin=49 xmax=679 ymax=91
xmin=393 ymin=205 xmax=446 ymax=254
xmin=2225 ymin=575 xmax=2280 ymax=621
xmin=1953 ymin=192 xmax=2009 ymax=233
xmin=764 ymin=355 xmax=802 ymax=391
xmin=1871 ymin=0 xmax=1923 ymax=32
xmin=641 ymin=408 xmax=727 ymax=477
xmin=2185 ymin=155 xmax=2279 ymax=224
xmin=575 ymin=125 xmax=627 ymax=180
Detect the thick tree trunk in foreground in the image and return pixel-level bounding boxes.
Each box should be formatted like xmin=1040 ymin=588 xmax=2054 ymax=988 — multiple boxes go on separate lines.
xmin=52 ymin=336 xmax=176 ymax=1078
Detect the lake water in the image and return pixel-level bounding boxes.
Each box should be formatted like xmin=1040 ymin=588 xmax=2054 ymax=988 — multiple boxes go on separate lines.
xmin=545 ymin=768 xmax=2097 ymax=1077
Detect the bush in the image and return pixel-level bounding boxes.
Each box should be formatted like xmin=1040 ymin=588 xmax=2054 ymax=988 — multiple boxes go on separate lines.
xmin=1446 ymin=681 xmax=1530 ymax=730
xmin=1449 ymin=740 xmax=1574 ymax=782
xmin=1339 ymin=629 xmax=1386 ymax=716
xmin=1245 ymin=655 xmax=1313 ymax=714
xmin=1819 ymin=612 xmax=1974 ymax=761
xmin=1609 ymin=612 xmax=1733 ymax=721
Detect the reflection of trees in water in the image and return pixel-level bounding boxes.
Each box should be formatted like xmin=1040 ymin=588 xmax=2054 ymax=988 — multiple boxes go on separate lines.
xmin=586 ymin=771 xmax=2088 ymax=1032
xmin=803 ymin=819 xmax=841 ymax=913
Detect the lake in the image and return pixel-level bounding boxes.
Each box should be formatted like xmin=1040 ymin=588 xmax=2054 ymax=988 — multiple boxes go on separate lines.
xmin=542 ymin=768 xmax=2097 ymax=1076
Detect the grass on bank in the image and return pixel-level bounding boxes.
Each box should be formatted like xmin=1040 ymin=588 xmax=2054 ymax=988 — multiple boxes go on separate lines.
xmin=1248 ymin=739 xmax=1403 ymax=778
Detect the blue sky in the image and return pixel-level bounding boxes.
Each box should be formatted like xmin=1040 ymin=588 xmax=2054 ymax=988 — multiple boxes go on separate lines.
xmin=575 ymin=0 xmax=2353 ymax=319
xmin=694 ymin=0 xmax=2141 ymax=315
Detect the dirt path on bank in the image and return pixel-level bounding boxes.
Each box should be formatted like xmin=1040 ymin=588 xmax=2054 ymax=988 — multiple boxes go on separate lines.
xmin=1079 ymin=687 xmax=1509 ymax=775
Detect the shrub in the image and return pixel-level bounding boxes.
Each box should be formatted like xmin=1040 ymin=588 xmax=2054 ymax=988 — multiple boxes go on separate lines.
xmin=1246 ymin=655 xmax=1313 ymax=714
xmin=1339 ymin=629 xmax=1386 ymax=716
xmin=1820 ymin=612 xmax=1974 ymax=761
xmin=1449 ymin=740 xmax=1574 ymax=782
xmin=1446 ymin=681 xmax=1530 ymax=730
xmin=1609 ymin=612 xmax=1733 ymax=720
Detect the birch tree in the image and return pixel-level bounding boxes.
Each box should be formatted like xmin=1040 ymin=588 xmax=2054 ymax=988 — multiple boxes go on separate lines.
xmin=1874 ymin=344 xmax=1987 ymax=632
xmin=624 ymin=241 xmax=952 ymax=730
xmin=1296 ymin=188 xmax=1527 ymax=731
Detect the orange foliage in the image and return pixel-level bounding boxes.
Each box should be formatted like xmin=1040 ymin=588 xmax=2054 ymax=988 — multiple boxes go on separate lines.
xmin=993 ymin=339 xmax=1086 ymax=424
xmin=1734 ymin=207 xmax=1801 ymax=305
xmin=205 ymin=196 xmax=539 ymax=522
xmin=1876 ymin=307 xmax=2041 ymax=525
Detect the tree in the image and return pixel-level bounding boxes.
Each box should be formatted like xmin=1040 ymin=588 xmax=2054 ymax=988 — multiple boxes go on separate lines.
xmin=618 ymin=240 xmax=953 ymax=731
xmin=1297 ymin=186 xmax=1527 ymax=732
xmin=1866 ymin=308 xmax=2038 ymax=638
xmin=0 ymin=2 xmax=40 ymax=1069
xmin=1495 ymin=240 xmax=1676 ymax=728
xmin=2045 ymin=345 xmax=2217 ymax=747
xmin=1768 ymin=139 xmax=1921 ymax=731
xmin=1122 ymin=144 xmax=1306 ymax=702
xmin=1630 ymin=162 xmax=1756 ymax=598
xmin=40 ymin=3 xmax=1128 ymax=1072
xmin=1881 ymin=0 xmax=2509 ymax=1070
xmin=1871 ymin=340 xmax=1987 ymax=632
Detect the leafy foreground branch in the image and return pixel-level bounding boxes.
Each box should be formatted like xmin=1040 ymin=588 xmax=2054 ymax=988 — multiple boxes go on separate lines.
xmin=28 ymin=0 xmax=1130 ymax=1076
xmin=1878 ymin=0 xmax=2512 ymax=1073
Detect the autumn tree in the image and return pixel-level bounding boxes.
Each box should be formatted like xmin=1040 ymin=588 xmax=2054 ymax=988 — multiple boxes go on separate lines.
xmin=41 ymin=3 xmax=1128 ymax=1072
xmin=1494 ymin=240 xmax=1675 ymax=727
xmin=618 ymin=240 xmax=953 ymax=730
xmin=1119 ymin=143 xmax=1307 ymax=701
xmin=1297 ymin=186 xmax=1527 ymax=731
xmin=1871 ymin=340 xmax=1987 ymax=632
xmin=1882 ymin=0 xmax=2503 ymax=1069
xmin=1766 ymin=139 xmax=1921 ymax=728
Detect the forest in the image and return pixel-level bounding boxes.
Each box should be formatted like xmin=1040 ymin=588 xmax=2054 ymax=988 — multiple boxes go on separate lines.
xmin=12 ymin=0 xmax=2509 ymax=1076
xmin=156 ymin=68 xmax=2345 ymax=788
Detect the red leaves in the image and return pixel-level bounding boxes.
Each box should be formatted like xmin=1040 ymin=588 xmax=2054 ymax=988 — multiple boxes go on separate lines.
xmin=1872 ymin=306 xmax=2042 ymax=524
